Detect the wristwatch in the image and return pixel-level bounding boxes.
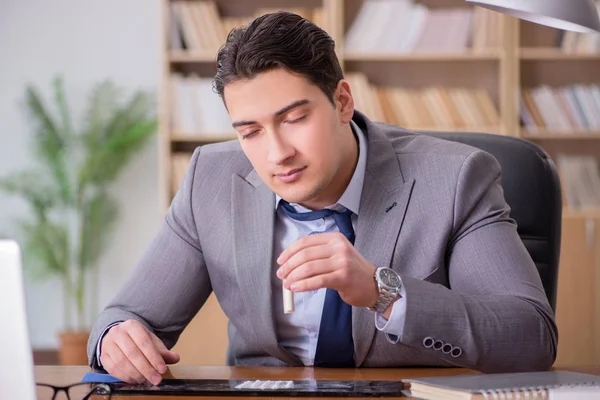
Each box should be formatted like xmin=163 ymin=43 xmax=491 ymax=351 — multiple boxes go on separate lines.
xmin=367 ymin=267 xmax=402 ymax=313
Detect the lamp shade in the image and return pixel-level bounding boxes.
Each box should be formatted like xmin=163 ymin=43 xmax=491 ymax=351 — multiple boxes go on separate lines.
xmin=466 ymin=0 xmax=600 ymax=33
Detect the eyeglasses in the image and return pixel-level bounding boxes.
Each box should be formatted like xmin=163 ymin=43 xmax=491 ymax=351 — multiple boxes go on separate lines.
xmin=36 ymin=382 xmax=112 ymax=400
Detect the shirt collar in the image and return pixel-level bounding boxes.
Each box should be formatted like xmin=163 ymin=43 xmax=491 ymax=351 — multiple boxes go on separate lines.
xmin=274 ymin=119 xmax=367 ymax=214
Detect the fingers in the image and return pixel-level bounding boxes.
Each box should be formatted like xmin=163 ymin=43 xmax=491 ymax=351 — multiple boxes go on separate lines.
xmin=100 ymin=320 xmax=166 ymax=385
xmin=152 ymin=334 xmax=180 ymax=364
xmin=276 ymin=232 xmax=377 ymax=304
xmin=128 ymin=323 xmax=168 ymax=374
xmin=114 ymin=326 xmax=162 ymax=385
xmin=101 ymin=346 xmax=143 ymax=384
xmin=284 ymin=260 xmax=333 ymax=291
xmin=289 ymin=271 xmax=341 ymax=293
xmin=278 ymin=243 xmax=333 ymax=281
xmin=277 ymin=232 xmax=339 ymax=265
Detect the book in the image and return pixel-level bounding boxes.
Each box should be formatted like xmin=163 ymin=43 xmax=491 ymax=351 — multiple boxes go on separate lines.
xmin=403 ymin=371 xmax=600 ymax=399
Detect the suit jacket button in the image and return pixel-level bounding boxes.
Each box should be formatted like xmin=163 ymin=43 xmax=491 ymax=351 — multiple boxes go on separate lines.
xmin=422 ymin=337 xmax=434 ymax=348
xmin=451 ymin=346 xmax=462 ymax=358
xmin=433 ymin=340 xmax=443 ymax=351
xmin=442 ymin=343 xmax=453 ymax=354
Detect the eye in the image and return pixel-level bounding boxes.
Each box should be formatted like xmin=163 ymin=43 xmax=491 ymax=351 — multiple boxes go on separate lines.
xmin=241 ymin=130 xmax=259 ymax=140
xmin=285 ymin=115 xmax=307 ymax=124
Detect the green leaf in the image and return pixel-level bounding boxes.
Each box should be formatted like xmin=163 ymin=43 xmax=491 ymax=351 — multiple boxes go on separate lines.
xmin=78 ymin=190 xmax=118 ymax=271
xmin=80 ymin=80 xmax=123 ymax=152
xmin=24 ymin=81 xmax=73 ymax=205
xmin=104 ymin=91 xmax=155 ymax=141
xmin=80 ymin=118 xmax=157 ymax=186
xmin=14 ymin=216 xmax=69 ymax=282
xmin=53 ymin=75 xmax=74 ymax=141
xmin=78 ymin=83 xmax=156 ymax=189
xmin=0 ymin=170 xmax=64 ymax=214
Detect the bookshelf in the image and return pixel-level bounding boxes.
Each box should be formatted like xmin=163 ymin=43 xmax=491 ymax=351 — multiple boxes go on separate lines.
xmin=159 ymin=0 xmax=600 ymax=366
xmin=343 ymin=52 xmax=502 ymax=61
xmin=520 ymin=48 xmax=600 ymax=60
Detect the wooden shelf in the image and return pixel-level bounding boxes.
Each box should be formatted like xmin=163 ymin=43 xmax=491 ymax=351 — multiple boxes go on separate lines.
xmin=413 ymin=126 xmax=502 ymax=133
xmin=171 ymin=133 xmax=237 ymax=143
xmin=169 ymin=51 xmax=217 ymax=63
xmin=344 ymin=51 xmax=501 ymax=62
xmin=563 ymin=208 xmax=600 ymax=219
xmin=520 ymin=48 xmax=600 ymax=60
xmin=521 ymin=131 xmax=600 ymax=140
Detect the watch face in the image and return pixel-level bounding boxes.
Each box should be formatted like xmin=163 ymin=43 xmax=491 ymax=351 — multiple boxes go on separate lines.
xmin=380 ymin=268 xmax=400 ymax=288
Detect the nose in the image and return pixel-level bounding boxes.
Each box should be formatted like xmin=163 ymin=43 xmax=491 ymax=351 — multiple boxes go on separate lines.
xmin=267 ymin=132 xmax=295 ymax=165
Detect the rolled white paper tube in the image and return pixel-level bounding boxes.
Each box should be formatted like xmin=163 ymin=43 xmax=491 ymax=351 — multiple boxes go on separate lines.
xmin=283 ymin=288 xmax=295 ymax=314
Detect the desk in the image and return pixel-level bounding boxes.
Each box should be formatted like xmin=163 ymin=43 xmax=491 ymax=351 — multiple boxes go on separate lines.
xmin=34 ymin=365 xmax=600 ymax=399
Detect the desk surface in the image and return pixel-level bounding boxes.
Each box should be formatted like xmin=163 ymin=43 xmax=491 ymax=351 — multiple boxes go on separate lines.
xmin=34 ymin=365 xmax=600 ymax=399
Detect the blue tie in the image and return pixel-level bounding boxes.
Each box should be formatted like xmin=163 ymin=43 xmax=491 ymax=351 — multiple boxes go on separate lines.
xmin=279 ymin=200 xmax=355 ymax=367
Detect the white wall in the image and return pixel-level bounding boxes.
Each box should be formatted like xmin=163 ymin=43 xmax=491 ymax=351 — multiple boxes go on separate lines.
xmin=0 ymin=0 xmax=162 ymax=348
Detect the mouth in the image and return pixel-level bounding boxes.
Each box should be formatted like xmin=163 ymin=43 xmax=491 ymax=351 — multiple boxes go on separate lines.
xmin=275 ymin=167 xmax=306 ymax=183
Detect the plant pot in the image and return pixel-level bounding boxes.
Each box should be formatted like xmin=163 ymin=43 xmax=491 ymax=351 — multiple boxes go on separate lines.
xmin=58 ymin=330 xmax=90 ymax=365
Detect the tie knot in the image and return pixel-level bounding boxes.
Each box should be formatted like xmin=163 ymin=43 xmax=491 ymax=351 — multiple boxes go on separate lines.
xmin=279 ymin=200 xmax=350 ymax=220
xmin=279 ymin=200 xmax=355 ymax=244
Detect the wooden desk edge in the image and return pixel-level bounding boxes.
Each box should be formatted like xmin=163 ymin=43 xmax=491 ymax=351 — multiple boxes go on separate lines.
xmin=35 ymin=364 xmax=600 ymax=384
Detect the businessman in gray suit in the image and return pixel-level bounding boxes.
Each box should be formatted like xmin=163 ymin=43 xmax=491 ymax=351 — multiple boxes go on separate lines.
xmin=88 ymin=11 xmax=557 ymax=385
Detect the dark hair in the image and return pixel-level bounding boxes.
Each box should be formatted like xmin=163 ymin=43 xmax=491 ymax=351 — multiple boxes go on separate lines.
xmin=214 ymin=11 xmax=344 ymax=105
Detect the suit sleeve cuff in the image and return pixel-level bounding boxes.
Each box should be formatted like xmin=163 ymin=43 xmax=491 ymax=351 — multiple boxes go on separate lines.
xmin=374 ymin=284 xmax=407 ymax=344
xmin=94 ymin=321 xmax=123 ymax=369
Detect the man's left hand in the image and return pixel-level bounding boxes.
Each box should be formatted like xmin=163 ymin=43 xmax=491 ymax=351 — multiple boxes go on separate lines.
xmin=276 ymin=232 xmax=378 ymax=307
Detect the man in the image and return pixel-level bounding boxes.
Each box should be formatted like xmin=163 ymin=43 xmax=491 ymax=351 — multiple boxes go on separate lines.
xmin=88 ymin=11 xmax=557 ymax=385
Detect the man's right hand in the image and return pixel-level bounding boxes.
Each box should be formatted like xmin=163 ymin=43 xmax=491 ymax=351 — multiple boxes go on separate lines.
xmin=99 ymin=320 xmax=180 ymax=385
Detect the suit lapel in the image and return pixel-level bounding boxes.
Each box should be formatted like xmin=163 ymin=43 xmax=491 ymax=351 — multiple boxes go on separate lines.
xmin=352 ymin=114 xmax=415 ymax=366
xmin=231 ymin=170 xmax=302 ymax=366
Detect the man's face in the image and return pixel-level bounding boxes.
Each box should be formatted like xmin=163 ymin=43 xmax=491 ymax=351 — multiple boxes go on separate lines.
xmin=223 ymin=68 xmax=356 ymax=209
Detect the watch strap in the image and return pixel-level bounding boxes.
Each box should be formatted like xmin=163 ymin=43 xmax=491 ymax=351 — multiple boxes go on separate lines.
xmin=368 ymin=287 xmax=398 ymax=313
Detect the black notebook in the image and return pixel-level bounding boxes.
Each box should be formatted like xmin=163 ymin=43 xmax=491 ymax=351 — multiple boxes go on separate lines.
xmin=403 ymin=371 xmax=600 ymax=399
xmin=108 ymin=378 xmax=405 ymax=397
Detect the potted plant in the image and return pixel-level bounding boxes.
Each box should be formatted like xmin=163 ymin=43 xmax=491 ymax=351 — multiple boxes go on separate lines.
xmin=0 ymin=76 xmax=157 ymax=365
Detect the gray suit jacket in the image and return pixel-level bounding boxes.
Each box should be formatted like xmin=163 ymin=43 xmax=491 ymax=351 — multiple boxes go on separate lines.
xmin=88 ymin=111 xmax=557 ymax=373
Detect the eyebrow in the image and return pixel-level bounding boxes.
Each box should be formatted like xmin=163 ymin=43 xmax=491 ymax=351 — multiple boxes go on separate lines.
xmin=231 ymin=99 xmax=310 ymax=128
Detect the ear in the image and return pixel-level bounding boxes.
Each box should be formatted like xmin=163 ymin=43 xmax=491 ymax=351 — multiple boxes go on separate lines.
xmin=334 ymin=79 xmax=354 ymax=124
